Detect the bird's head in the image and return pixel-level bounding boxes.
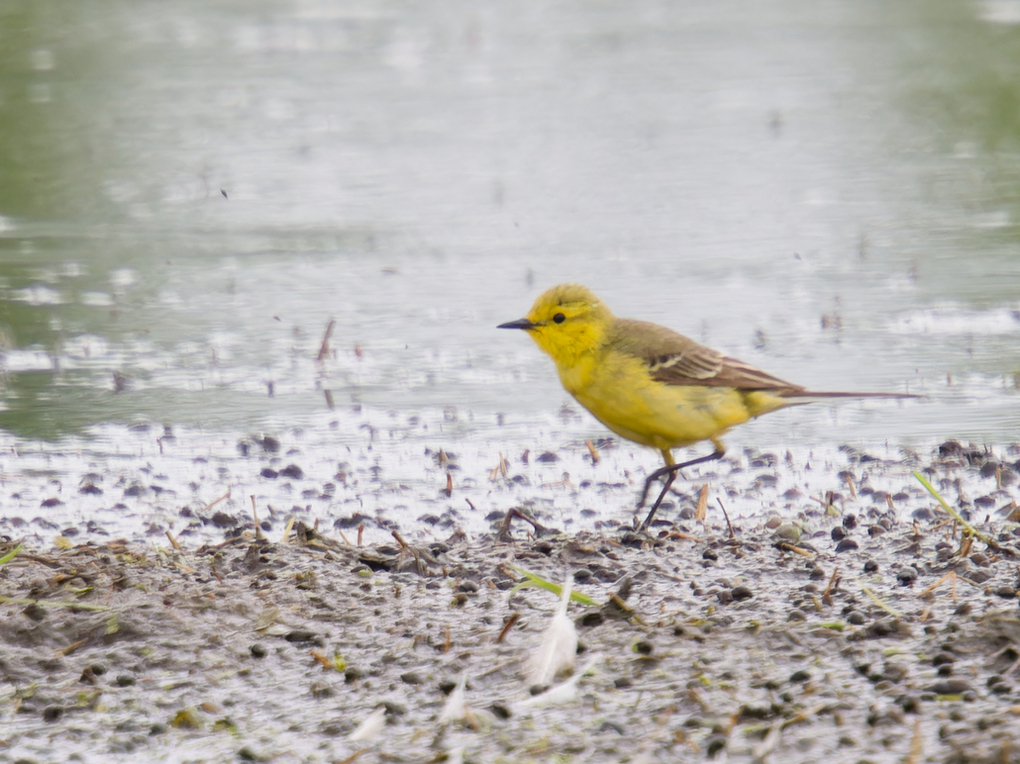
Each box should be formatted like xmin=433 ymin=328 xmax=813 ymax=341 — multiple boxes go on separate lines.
xmin=498 ymin=283 xmax=614 ymax=366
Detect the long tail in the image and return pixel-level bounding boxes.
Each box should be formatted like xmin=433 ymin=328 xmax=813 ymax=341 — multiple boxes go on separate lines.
xmin=780 ymin=390 xmax=919 ymax=404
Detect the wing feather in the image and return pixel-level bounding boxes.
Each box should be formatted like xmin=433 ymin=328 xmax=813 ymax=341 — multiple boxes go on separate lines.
xmin=609 ymin=318 xmax=804 ymax=394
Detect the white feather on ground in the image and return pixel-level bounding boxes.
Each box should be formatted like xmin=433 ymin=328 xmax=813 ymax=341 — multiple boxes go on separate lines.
xmin=438 ymin=672 xmax=468 ymax=725
xmin=518 ymin=654 xmax=603 ymax=709
xmin=348 ymin=705 xmax=387 ymax=742
xmin=523 ymin=573 xmax=578 ymax=687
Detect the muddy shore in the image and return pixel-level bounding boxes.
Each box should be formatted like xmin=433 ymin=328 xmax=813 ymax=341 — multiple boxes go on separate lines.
xmin=2 ymin=438 xmax=1020 ymax=763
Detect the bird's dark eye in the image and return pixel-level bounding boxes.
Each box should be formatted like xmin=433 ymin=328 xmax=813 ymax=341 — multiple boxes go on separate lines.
xmin=552 ymin=313 xmax=566 ymax=324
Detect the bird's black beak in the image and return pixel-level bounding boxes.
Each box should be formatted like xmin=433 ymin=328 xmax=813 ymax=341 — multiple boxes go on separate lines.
xmin=497 ymin=318 xmax=538 ymax=330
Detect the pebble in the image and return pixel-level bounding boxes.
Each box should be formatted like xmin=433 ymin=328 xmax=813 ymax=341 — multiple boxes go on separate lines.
xmin=895 ymin=567 xmax=918 ymax=585
xmin=731 ymin=585 xmax=754 ymax=601
xmin=773 ymin=522 xmax=801 ymax=542
xmin=927 ymin=679 xmax=972 ymax=695
xmin=835 ymin=538 xmax=859 ymax=553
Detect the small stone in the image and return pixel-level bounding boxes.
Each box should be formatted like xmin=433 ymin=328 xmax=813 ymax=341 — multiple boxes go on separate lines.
xmin=773 ymin=522 xmax=801 ymax=542
xmin=787 ymin=609 xmax=807 ymax=622
xmin=835 ymin=538 xmax=859 ymax=553
xmin=115 ymin=674 xmax=136 ymax=687
xmin=831 ymin=526 xmax=846 ymax=541
xmin=910 ymin=507 xmax=933 ymax=522
xmin=42 ymin=706 xmax=63 ymax=722
xmin=706 ymin=735 xmax=727 ymax=758
xmin=863 ymin=559 xmax=879 ymax=573
xmin=847 ymin=611 xmax=866 ymax=626
xmin=731 ymin=585 xmax=754 ymax=601
xmin=895 ymin=567 xmax=918 ymax=586
xmin=702 ymin=548 xmax=718 ymax=561
xmin=400 ymin=671 xmax=424 ymax=685
xmin=250 ymin=644 xmax=267 ymax=658
xmin=898 ymin=695 xmax=921 ymax=713
xmin=284 ymin=629 xmax=318 ymax=643
xmin=279 ymin=464 xmax=304 ymax=479
xmin=598 ymin=719 xmax=627 ymax=735
xmin=842 ymin=514 xmax=858 ymax=530
xmin=927 ymin=679 xmax=971 ymax=695
xmin=309 ymin=681 xmax=334 ymax=698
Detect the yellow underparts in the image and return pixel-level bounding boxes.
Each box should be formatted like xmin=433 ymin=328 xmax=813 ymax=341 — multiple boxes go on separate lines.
xmin=557 ymin=349 xmax=789 ymax=463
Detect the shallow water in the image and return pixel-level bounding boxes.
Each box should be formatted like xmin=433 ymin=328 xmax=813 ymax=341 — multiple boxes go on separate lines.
xmin=0 ymin=0 xmax=1018 ymax=450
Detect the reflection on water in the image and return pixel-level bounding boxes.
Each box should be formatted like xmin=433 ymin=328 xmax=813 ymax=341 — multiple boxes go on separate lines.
xmin=0 ymin=0 xmax=1017 ymax=442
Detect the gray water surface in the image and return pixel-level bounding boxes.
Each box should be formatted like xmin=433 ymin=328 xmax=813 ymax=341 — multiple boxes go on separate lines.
xmin=0 ymin=0 xmax=1018 ymax=447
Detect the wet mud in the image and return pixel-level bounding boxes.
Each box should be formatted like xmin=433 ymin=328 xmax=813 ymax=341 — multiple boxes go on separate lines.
xmin=2 ymin=440 xmax=1020 ymax=763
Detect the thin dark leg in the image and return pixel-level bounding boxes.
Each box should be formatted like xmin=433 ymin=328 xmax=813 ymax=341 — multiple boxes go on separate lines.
xmin=637 ymin=450 xmax=724 ymax=532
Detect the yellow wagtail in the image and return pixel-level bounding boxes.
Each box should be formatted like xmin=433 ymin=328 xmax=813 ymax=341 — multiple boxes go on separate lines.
xmin=498 ymin=283 xmax=916 ymax=531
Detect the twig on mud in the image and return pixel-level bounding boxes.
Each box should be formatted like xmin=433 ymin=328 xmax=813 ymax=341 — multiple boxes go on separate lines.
xmin=497 ymin=508 xmax=553 ymax=543
xmin=717 ymin=498 xmax=736 ymax=540
xmin=315 ymin=319 xmax=335 ymax=362
xmin=775 ymin=542 xmax=813 ymax=558
xmin=165 ymin=530 xmax=182 ymax=552
xmin=202 ymin=488 xmax=231 ymax=513
xmin=335 ymin=748 xmax=368 ymax=764
xmin=488 ymin=453 xmax=509 ymax=481
xmin=859 ymin=582 xmax=902 ymax=617
xmin=665 ymin=529 xmax=703 ymax=543
xmin=822 ymin=567 xmax=839 ymax=607
xmin=250 ymin=495 xmax=265 ymax=541
xmin=694 ymin=484 xmax=709 ymax=525
xmin=281 ymin=515 xmax=296 ymax=544
xmin=844 ymin=473 xmax=857 ymax=499
xmin=906 ymin=717 xmax=923 ymax=764
xmin=496 ymin=612 xmax=521 ymax=643
xmin=782 ymin=700 xmax=831 ymax=729
xmin=917 ymin=569 xmax=982 ymax=600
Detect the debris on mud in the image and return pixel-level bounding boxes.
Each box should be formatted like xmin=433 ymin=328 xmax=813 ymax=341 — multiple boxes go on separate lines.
xmin=1 ymin=440 xmax=1020 ymax=763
